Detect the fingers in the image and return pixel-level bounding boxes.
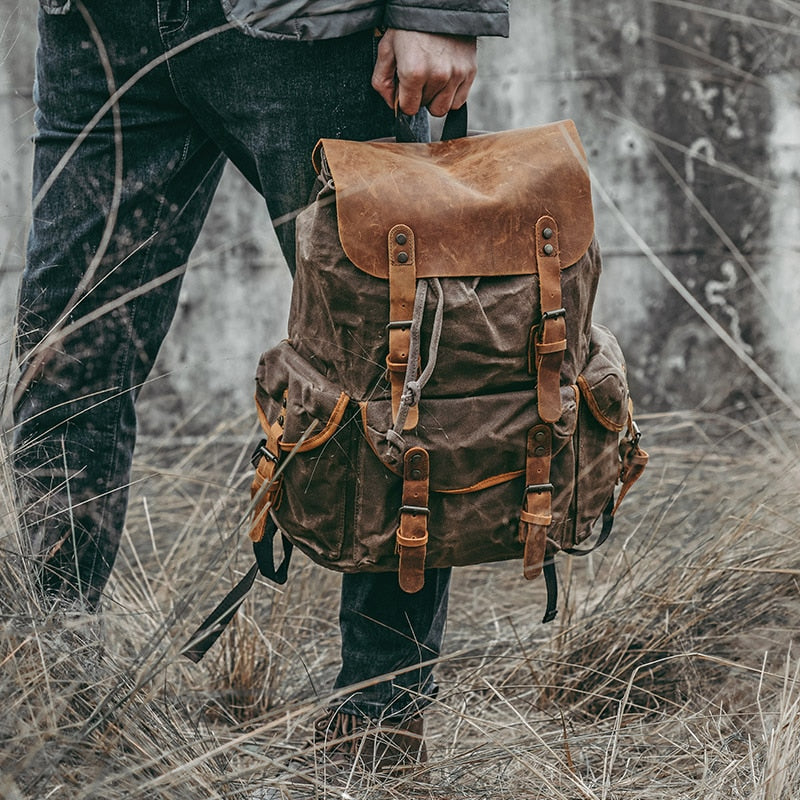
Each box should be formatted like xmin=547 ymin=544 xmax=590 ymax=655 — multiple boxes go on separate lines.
xmin=419 ymin=65 xmax=475 ymax=118
xmin=371 ymin=30 xmax=477 ymax=117
xmin=371 ymin=35 xmax=399 ymax=109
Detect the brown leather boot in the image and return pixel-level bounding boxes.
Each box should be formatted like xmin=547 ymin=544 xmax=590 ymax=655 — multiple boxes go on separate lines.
xmin=313 ymin=709 xmax=427 ymax=773
xmin=247 ymin=712 xmax=428 ymax=798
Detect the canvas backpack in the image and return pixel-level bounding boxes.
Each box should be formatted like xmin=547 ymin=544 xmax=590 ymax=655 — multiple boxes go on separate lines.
xmin=183 ymin=114 xmax=647 ymax=661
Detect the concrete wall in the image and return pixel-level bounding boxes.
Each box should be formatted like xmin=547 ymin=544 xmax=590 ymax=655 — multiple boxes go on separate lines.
xmin=2 ymin=1 xmax=799 ymax=437
xmin=469 ymin=1 xmax=800 ymax=418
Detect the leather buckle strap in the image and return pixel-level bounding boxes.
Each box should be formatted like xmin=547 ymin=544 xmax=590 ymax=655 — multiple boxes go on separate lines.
xmin=396 ymin=446 xmax=429 ymax=592
xmin=613 ymin=404 xmax=649 ymax=514
xmin=387 ymin=224 xmax=418 ymax=430
xmin=534 ymin=216 xmax=566 ymax=424
xmin=248 ymin=411 xmax=285 ymax=543
xmin=519 ymin=424 xmax=553 ymax=580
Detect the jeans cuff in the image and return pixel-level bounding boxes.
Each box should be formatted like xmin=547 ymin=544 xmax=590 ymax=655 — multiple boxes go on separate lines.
xmin=331 ymin=675 xmax=438 ymax=720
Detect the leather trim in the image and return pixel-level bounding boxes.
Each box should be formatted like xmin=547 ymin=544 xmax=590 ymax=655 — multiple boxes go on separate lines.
xmin=279 ymin=391 xmax=350 ymax=451
xmin=315 ymin=120 xmax=593 ymax=279
xmin=577 ymin=374 xmax=626 ymax=432
xmin=359 ymin=403 xmax=526 ymax=491
xmin=437 ymin=470 xmax=524 ymax=494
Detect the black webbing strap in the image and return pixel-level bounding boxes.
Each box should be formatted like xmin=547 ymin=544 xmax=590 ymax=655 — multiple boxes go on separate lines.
xmin=440 ymin=102 xmax=468 ymax=141
xmin=252 ymin=517 xmax=294 ymax=585
xmin=540 ymin=496 xmax=617 ymax=625
xmin=542 ymin=557 xmax=558 ymax=624
xmin=565 ymin=496 xmax=616 ymax=557
xmin=181 ymin=517 xmax=292 ymax=663
xmin=182 ymin=562 xmax=259 ymax=663
xmin=394 ymin=103 xmax=468 ymax=143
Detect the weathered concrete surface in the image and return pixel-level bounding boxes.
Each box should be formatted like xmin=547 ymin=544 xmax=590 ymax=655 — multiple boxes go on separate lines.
xmin=2 ymin=0 xmax=799 ymax=436
xmin=0 ymin=2 xmax=37 ymax=385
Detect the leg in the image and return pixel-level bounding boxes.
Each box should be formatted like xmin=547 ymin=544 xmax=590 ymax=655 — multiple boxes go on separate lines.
xmin=334 ymin=568 xmax=451 ymax=718
xmin=13 ymin=3 xmax=226 ymax=608
xmin=158 ymin=4 xmax=449 ymax=721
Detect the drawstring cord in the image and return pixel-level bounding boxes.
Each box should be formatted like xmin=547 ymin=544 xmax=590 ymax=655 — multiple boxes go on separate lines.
xmin=385 ymin=278 xmax=444 ymax=454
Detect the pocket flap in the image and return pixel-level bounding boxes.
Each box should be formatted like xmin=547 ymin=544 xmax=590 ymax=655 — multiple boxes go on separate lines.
xmin=576 ymin=325 xmax=629 ymax=432
xmin=256 ymin=341 xmax=350 ymax=451
xmin=360 ymin=385 xmax=578 ymax=493
xmin=314 ymin=120 xmax=594 ymax=279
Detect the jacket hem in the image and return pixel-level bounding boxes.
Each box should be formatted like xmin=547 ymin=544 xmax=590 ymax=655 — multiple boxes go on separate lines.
xmin=384 ymin=4 xmax=509 ymax=37
xmin=220 ymin=3 xmax=382 ymax=41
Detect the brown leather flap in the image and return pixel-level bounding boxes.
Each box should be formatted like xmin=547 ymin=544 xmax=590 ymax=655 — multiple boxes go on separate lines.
xmin=314 ymin=119 xmax=593 ymax=279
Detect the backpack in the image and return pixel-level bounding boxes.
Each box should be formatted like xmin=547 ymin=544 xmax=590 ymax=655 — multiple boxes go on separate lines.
xmin=183 ymin=114 xmax=647 ymax=661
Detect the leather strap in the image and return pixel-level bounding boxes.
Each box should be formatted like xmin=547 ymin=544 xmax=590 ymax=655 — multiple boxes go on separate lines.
xmin=534 ymin=216 xmax=567 ymax=424
xmin=519 ymin=216 xmax=564 ymax=590
xmin=387 ymin=224 xmax=418 ymax=430
xmin=614 ymin=404 xmax=649 ymax=513
xmin=249 ymin=394 xmax=286 ymax=542
xmin=396 ymin=446 xmax=430 ymax=593
xmin=519 ymin=424 xmax=553 ymax=580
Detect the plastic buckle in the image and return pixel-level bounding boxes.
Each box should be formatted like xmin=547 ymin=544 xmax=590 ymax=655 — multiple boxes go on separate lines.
xmin=250 ymin=439 xmax=278 ymax=469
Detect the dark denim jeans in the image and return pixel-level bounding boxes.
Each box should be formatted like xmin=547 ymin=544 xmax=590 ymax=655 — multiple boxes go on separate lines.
xmin=14 ymin=0 xmax=449 ymax=718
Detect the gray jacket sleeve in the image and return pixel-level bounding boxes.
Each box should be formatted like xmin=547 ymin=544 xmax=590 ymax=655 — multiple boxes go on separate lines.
xmin=384 ymin=1 xmax=509 ymax=37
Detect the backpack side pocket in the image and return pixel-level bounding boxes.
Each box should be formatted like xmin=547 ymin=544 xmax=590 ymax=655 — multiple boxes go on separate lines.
xmin=570 ymin=324 xmax=630 ymax=549
xmin=254 ymin=340 xmax=355 ymax=565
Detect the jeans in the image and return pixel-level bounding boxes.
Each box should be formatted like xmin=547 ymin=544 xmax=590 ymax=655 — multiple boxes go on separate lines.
xmin=14 ymin=0 xmax=449 ymax=718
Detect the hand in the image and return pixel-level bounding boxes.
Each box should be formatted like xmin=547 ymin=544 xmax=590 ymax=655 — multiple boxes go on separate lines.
xmin=371 ymin=29 xmax=477 ymax=117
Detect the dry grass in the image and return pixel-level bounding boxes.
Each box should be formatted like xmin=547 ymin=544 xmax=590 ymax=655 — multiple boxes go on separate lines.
xmin=1 ymin=409 xmax=799 ymax=799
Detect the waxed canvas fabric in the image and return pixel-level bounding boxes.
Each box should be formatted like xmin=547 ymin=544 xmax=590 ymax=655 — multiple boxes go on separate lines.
xmin=252 ymin=122 xmax=630 ymax=574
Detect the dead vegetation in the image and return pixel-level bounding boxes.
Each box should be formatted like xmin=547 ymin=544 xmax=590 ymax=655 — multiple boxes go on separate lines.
xmin=1 ymin=409 xmax=799 ymax=799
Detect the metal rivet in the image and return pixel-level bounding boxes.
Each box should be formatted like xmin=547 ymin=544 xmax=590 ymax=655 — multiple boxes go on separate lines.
xmin=543 ymin=244 xmax=555 ymax=256
xmin=397 ymin=251 xmax=409 ymax=264
xmin=410 ymin=452 xmax=423 ymax=465
xmin=534 ymin=446 xmax=547 ymax=457
xmin=395 ymin=232 xmax=407 ymax=245
xmin=410 ymin=469 xmax=422 ymax=480
xmin=277 ymin=415 xmax=284 ymax=426
xmin=534 ymin=430 xmax=547 ymax=443
xmin=542 ymin=227 xmax=553 ymax=239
